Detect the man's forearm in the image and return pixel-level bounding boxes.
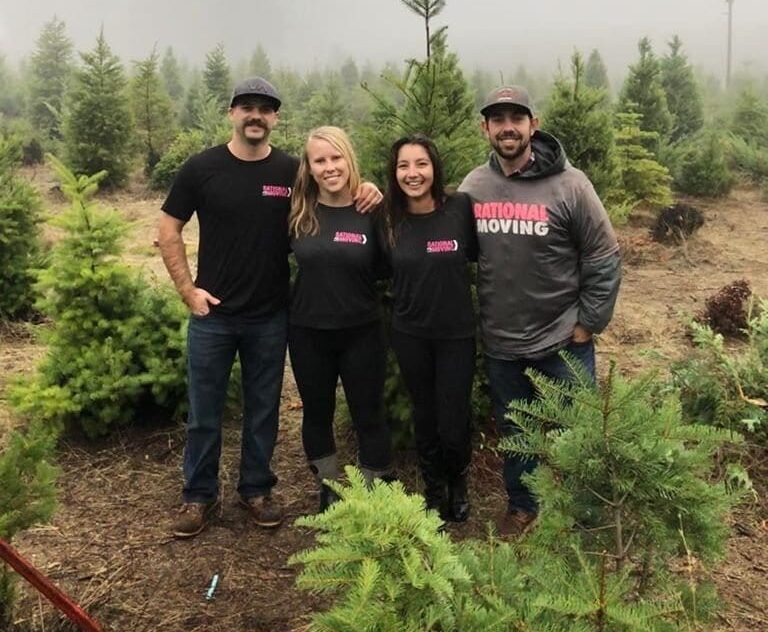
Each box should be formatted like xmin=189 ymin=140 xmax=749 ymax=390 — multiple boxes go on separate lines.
xmin=158 ymin=231 xmax=195 ymax=301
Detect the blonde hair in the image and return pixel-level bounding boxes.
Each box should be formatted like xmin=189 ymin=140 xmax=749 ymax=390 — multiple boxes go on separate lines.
xmin=289 ymin=126 xmax=362 ymax=238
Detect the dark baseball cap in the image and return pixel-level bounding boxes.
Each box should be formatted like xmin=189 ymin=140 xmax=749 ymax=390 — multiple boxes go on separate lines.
xmin=480 ymin=85 xmax=534 ymax=117
xmin=230 ymin=76 xmax=281 ymax=110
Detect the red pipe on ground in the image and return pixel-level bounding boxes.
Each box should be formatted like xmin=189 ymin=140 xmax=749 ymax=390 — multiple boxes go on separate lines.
xmin=0 ymin=537 xmax=103 ymax=632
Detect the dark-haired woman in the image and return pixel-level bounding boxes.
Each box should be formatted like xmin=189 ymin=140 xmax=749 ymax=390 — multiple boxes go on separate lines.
xmin=382 ymin=134 xmax=477 ymax=522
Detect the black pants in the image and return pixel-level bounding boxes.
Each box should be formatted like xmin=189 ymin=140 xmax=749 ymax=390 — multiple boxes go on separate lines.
xmin=391 ymin=329 xmax=475 ymax=480
xmin=288 ymin=321 xmax=392 ymax=471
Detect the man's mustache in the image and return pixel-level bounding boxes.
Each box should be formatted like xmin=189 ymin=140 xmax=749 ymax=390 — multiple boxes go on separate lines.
xmin=497 ymin=132 xmax=522 ymax=140
xmin=244 ymin=120 xmax=267 ymax=129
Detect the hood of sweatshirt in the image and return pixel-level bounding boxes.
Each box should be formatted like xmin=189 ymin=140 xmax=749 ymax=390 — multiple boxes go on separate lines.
xmin=488 ymin=130 xmax=567 ymax=180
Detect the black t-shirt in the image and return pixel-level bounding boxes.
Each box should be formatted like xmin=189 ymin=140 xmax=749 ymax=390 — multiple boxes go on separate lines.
xmin=289 ymin=204 xmax=382 ymax=329
xmin=384 ymin=192 xmax=477 ymax=339
xmin=162 ymin=144 xmax=299 ymax=318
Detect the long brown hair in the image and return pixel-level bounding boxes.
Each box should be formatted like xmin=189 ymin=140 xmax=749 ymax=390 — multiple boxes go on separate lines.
xmin=382 ymin=133 xmax=446 ymax=246
xmin=289 ymin=126 xmax=362 ymax=238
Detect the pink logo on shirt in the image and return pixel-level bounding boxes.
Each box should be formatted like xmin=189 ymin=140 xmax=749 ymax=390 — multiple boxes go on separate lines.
xmin=262 ymin=185 xmax=291 ymax=197
xmin=426 ymin=239 xmax=459 ymax=253
xmin=333 ymin=231 xmax=367 ymax=245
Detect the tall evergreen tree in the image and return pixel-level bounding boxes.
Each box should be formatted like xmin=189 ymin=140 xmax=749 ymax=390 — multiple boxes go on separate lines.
xmin=584 ymin=48 xmax=610 ymax=93
xmin=0 ymin=54 xmax=23 ymax=117
xmin=305 ymin=76 xmax=350 ymax=129
xmin=400 ymin=0 xmax=446 ymax=59
xmin=361 ymin=33 xmax=485 ymax=186
xmin=619 ymin=37 xmax=672 ymax=148
xmin=340 ymin=57 xmax=360 ymax=89
xmin=469 ymin=68 xmax=495 ymax=108
xmin=160 ymin=46 xmax=184 ymax=102
xmin=203 ymin=43 xmax=232 ymax=111
xmin=62 ymin=31 xmax=134 ymax=187
xmin=543 ymin=52 xmax=615 ymax=197
xmin=248 ymin=44 xmax=272 ymax=78
xmin=28 ymin=16 xmax=74 ymax=140
xmin=180 ymin=71 xmax=204 ymax=129
xmin=660 ymin=35 xmax=704 ymax=142
xmin=130 ymin=49 xmax=177 ymax=174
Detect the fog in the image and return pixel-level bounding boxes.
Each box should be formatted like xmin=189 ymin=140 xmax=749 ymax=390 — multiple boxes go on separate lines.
xmin=1 ymin=0 xmax=766 ymax=81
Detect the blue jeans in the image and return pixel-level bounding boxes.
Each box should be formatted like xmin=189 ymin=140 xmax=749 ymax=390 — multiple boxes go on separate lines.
xmin=183 ymin=309 xmax=287 ymax=503
xmin=485 ymin=339 xmax=596 ymax=513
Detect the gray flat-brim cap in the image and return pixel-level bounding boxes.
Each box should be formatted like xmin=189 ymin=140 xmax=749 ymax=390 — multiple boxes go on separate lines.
xmin=230 ymin=76 xmax=282 ymax=110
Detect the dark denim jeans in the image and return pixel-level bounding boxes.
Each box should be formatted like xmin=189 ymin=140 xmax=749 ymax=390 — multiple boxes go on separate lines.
xmin=485 ymin=338 xmax=596 ymax=513
xmin=183 ymin=309 xmax=287 ymax=503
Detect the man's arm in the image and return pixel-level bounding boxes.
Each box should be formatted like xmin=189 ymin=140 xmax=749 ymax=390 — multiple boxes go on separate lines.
xmin=572 ymin=182 xmax=622 ymax=338
xmin=577 ymin=254 xmax=621 ymax=337
xmin=157 ymin=212 xmax=220 ymax=316
xmin=353 ymin=181 xmax=383 ymax=213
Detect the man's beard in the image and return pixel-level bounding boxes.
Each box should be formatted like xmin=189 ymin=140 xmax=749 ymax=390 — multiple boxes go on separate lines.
xmin=491 ymin=133 xmax=530 ymax=162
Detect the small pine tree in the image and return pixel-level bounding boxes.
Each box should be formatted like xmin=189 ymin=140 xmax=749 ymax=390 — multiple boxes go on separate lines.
xmin=27 ymin=16 xmax=74 ymax=140
xmin=660 ymin=36 xmax=704 ymax=143
xmin=160 ymin=46 xmax=185 ymax=103
xmin=672 ymin=129 xmax=734 ymax=197
xmin=673 ymin=305 xmax=768 ymax=436
xmin=501 ymin=360 xmax=735 ymax=580
xmin=130 ymin=49 xmax=178 ymax=175
xmin=11 ymin=157 xmax=187 ymax=437
xmin=612 ymin=111 xmax=673 ymax=213
xmin=62 ymin=30 xmax=134 ymax=187
xmin=0 ymin=420 xmax=59 ymax=623
xmin=543 ymin=51 xmax=616 ymax=197
xmin=203 ymin=43 xmax=232 ymax=111
xmin=150 ymin=129 xmax=207 ymax=190
xmin=0 ymin=132 xmax=42 ymax=319
xmin=248 ymin=44 xmax=272 ymax=78
xmin=584 ymin=48 xmax=610 ymax=93
xmin=730 ymin=85 xmax=768 ymax=148
xmin=619 ymin=37 xmax=673 ymax=151
xmin=290 ymin=466 xmax=471 ymax=631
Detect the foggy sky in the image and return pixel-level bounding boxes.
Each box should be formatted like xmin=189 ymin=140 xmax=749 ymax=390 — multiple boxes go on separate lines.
xmin=1 ymin=0 xmax=766 ymax=82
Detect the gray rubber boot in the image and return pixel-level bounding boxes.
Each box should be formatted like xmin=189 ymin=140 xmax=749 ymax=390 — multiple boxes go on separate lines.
xmin=359 ymin=465 xmax=397 ymax=488
xmin=309 ymin=454 xmax=341 ymax=512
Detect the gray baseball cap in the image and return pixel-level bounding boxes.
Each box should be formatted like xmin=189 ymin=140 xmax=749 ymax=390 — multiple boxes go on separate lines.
xmin=230 ymin=76 xmax=282 ymax=110
xmin=480 ymin=85 xmax=534 ymax=117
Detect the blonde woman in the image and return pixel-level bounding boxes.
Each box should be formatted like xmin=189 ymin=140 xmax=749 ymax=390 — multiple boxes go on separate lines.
xmin=288 ymin=126 xmax=392 ymax=511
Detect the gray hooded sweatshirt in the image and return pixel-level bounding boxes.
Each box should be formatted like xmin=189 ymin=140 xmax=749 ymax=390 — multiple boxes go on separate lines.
xmin=458 ymin=130 xmax=621 ymax=360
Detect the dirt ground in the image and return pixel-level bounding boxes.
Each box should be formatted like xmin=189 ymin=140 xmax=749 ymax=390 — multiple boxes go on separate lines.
xmin=2 ymin=171 xmax=768 ymax=631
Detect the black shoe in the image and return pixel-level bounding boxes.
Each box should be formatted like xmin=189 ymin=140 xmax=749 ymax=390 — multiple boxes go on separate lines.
xmin=319 ymin=483 xmax=341 ymax=513
xmin=422 ymin=481 xmax=448 ymax=517
xmin=447 ymin=473 xmax=470 ymax=523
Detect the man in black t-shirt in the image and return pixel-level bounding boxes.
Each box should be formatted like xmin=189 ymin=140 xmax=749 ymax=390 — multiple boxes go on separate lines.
xmin=159 ymin=77 xmax=294 ymax=538
xmin=158 ymin=77 xmax=382 ymax=538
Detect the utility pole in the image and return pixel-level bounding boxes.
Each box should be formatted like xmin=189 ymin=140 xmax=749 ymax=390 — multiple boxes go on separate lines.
xmin=726 ymin=0 xmax=734 ymax=89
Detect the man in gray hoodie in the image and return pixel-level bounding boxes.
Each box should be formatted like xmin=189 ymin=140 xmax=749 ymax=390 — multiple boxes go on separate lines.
xmin=458 ymin=86 xmax=621 ymax=533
